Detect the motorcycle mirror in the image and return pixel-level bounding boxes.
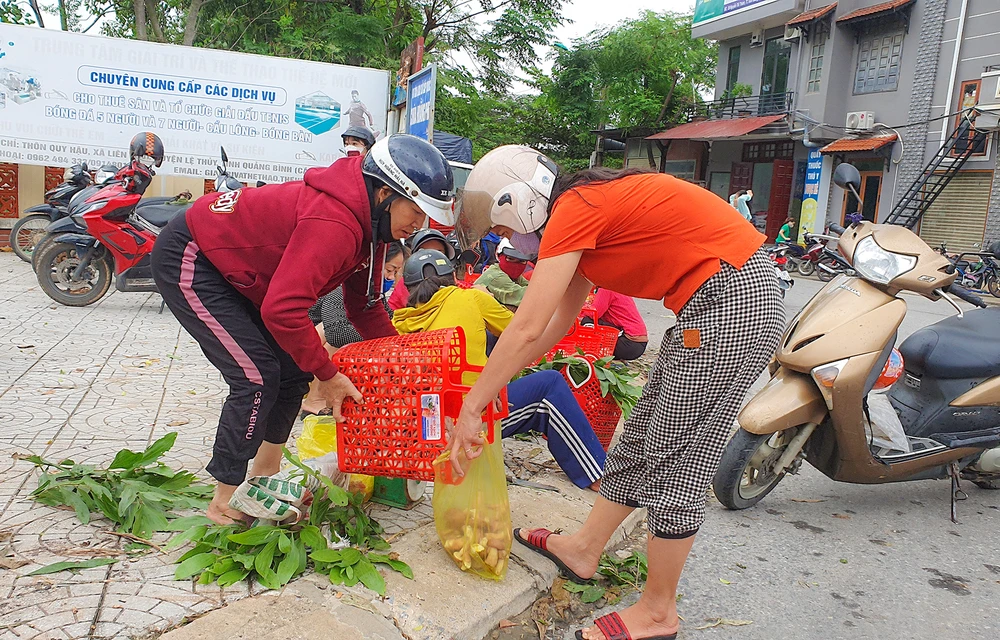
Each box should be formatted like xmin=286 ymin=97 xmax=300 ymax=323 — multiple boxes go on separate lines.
xmin=217 ymin=165 xmax=224 ymax=176
xmin=833 ymin=163 xmax=862 ymax=191
xmin=220 ymin=147 xmax=229 ymax=165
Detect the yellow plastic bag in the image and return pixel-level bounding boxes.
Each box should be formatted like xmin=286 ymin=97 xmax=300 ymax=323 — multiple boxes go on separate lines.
xmin=298 ymin=415 xmax=374 ymax=502
xmin=432 ymin=422 xmax=512 ymax=580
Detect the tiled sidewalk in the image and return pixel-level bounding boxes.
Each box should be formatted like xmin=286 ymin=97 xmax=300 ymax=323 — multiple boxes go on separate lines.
xmin=0 ymin=255 xmax=433 ymax=640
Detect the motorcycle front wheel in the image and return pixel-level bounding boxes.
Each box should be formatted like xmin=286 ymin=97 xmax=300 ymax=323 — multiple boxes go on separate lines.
xmin=987 ymin=273 xmax=1000 ymax=299
xmin=796 ymin=259 xmax=816 ymax=277
xmin=36 ymin=241 xmax=112 ymax=307
xmin=816 ymin=259 xmax=840 ymax=282
xmin=9 ymin=214 xmax=49 ymax=263
xmin=713 ymin=427 xmax=798 ymax=510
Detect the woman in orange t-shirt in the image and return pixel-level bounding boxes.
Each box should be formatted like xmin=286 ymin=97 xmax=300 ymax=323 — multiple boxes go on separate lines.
xmin=451 ymin=146 xmax=784 ymax=640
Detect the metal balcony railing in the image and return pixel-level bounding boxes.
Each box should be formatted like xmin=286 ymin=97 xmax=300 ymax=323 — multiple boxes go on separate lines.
xmin=686 ymin=91 xmax=795 ymax=121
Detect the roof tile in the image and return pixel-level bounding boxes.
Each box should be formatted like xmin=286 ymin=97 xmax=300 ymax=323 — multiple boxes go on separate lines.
xmin=837 ymin=0 xmax=914 ymax=23
xmin=787 ymin=3 xmax=837 ymax=27
xmin=820 ymin=134 xmax=898 ymax=154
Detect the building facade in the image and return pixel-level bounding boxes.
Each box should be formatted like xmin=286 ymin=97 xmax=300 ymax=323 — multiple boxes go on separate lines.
xmin=646 ymin=0 xmax=1000 ymax=250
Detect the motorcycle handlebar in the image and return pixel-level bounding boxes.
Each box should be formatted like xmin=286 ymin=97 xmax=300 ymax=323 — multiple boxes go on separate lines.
xmin=828 ymin=223 xmax=846 ymax=236
xmin=947 ymin=283 xmax=987 ymax=309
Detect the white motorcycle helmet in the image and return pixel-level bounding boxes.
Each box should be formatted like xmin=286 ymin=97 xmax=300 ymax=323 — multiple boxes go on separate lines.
xmin=456 ymin=145 xmax=559 ymax=249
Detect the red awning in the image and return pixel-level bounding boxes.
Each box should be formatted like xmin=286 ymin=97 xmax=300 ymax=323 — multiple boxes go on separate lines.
xmin=647 ymin=114 xmax=786 ymax=141
xmin=787 ymin=3 xmax=837 ymax=26
xmin=837 ymin=0 xmax=914 ymax=24
xmin=819 ymin=134 xmax=898 ymax=154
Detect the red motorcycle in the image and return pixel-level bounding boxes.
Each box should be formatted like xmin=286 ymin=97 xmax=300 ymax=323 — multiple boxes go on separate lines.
xmin=794 ymin=232 xmax=836 ymax=277
xmin=34 ymin=159 xmax=192 ymax=306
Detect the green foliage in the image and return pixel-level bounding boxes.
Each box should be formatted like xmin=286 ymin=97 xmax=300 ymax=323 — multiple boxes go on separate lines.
xmin=562 ymin=551 xmax=648 ymax=603
xmin=168 ymin=449 xmax=411 ymax=594
xmin=28 ymin=557 xmax=118 ymax=575
xmin=0 ymin=0 xmax=33 ymax=24
xmin=25 ymin=433 xmax=213 ymax=542
xmin=522 ymin=351 xmax=643 ymax=418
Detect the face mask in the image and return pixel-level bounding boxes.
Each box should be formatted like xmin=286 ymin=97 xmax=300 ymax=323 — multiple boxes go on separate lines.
xmin=382 ymin=279 xmax=394 ymax=294
xmin=509 ymin=231 xmax=541 ymax=256
xmin=344 ymin=146 xmax=362 ymax=157
xmin=498 ymin=254 xmax=527 ymax=280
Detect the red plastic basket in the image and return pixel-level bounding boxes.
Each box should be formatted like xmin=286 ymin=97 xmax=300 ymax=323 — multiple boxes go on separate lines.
xmin=561 ymin=354 xmax=622 ymax=451
xmin=333 ymin=327 xmax=507 ymax=481
xmin=543 ymin=306 xmax=619 ymax=362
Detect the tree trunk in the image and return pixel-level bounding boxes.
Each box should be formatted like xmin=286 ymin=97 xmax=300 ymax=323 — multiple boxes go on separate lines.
xmin=145 ymin=0 xmax=167 ymax=42
xmin=57 ymin=0 xmax=69 ymax=30
xmin=134 ymin=0 xmax=147 ymax=40
xmin=655 ymin=71 xmax=680 ymax=124
xmin=182 ymin=0 xmax=207 ymax=46
xmin=27 ymin=0 xmax=44 ymax=27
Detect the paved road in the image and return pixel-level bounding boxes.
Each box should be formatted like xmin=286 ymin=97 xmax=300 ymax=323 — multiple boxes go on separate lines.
xmin=603 ymin=278 xmax=1000 ymax=640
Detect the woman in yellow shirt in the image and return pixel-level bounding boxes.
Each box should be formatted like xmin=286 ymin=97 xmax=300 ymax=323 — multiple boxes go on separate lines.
xmin=392 ymin=250 xmax=605 ymax=489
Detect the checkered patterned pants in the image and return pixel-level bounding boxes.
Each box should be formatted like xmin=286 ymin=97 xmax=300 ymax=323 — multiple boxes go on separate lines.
xmin=600 ymin=249 xmax=785 ymax=537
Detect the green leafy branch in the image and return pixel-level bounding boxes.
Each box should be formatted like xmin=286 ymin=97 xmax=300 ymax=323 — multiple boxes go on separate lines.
xmin=168 ymin=449 xmax=411 ymax=595
xmin=562 ymin=551 xmax=648 ymax=604
xmin=522 ymin=351 xmax=643 ymax=418
xmin=23 ymin=432 xmax=212 ymax=542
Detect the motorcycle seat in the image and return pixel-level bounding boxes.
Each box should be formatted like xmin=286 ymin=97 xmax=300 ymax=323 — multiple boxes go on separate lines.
xmin=136 ymin=203 xmax=191 ymax=227
xmin=898 ymin=307 xmax=1000 ymax=379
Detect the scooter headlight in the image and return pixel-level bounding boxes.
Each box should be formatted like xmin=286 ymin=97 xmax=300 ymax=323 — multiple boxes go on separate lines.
xmin=852 ymin=236 xmax=916 ymax=285
xmin=811 ymin=358 xmax=849 ymax=410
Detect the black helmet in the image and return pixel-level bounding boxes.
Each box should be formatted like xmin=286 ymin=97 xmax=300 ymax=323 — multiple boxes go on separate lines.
xmin=403 ymin=249 xmax=456 ymax=287
xmin=342 ymin=126 xmax=376 ymax=150
xmin=362 ymin=134 xmax=455 ymax=226
xmin=129 ymin=132 xmax=165 ymax=167
xmin=408 ymin=228 xmax=458 ymax=261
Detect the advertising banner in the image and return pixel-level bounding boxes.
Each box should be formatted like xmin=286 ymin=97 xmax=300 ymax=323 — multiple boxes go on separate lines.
xmin=798 ymin=148 xmax=823 ymax=242
xmin=0 ymin=24 xmax=389 ymax=183
xmin=693 ymin=0 xmax=782 ymax=26
xmin=406 ymin=64 xmax=436 ymax=142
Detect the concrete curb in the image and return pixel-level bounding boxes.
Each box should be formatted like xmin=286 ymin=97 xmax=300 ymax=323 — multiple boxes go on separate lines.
xmin=159 ymin=472 xmax=644 ymax=640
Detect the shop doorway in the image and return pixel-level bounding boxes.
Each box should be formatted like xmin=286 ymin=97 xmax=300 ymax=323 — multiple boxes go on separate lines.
xmin=709 ymin=171 xmax=731 ymax=202
xmin=765 ymin=159 xmax=794 ymax=240
xmin=842 ymin=172 xmax=882 ymax=223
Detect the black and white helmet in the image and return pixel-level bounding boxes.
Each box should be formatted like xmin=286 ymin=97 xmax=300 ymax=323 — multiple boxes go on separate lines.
xmin=362 ymin=134 xmax=456 ymax=226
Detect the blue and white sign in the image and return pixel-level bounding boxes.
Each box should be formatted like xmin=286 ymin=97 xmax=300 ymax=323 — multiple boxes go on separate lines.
xmin=798 ymin=148 xmax=823 ymax=242
xmin=0 ymin=23 xmax=389 ymax=183
xmin=406 ymin=64 xmax=436 ymax=142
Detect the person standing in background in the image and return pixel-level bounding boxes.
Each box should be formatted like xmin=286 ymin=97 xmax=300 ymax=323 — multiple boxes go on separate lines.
xmin=729 ymin=189 xmax=753 ymax=222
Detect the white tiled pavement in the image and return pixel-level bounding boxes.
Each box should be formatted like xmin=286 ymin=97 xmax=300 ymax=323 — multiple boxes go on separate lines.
xmin=0 ymin=254 xmax=434 ymax=640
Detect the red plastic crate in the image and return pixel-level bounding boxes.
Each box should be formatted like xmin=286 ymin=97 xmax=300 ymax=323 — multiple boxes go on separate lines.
xmin=543 ymin=306 xmax=619 ymax=362
xmin=560 ymin=354 xmax=622 ymax=451
xmin=333 ymin=327 xmax=507 ymax=481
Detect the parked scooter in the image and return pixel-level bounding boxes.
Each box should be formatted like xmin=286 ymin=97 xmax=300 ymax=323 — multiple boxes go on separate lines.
xmin=35 ymin=145 xmax=239 ymax=306
xmin=795 ymin=232 xmax=835 ymax=277
xmin=8 ymin=164 xmax=107 ymax=262
xmin=713 ymin=162 xmax=1000 ymax=522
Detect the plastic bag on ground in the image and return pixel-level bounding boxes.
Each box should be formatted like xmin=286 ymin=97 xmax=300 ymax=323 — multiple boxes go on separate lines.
xmin=432 ymin=421 xmax=512 ymax=580
xmin=297 ymin=415 xmax=375 ymax=501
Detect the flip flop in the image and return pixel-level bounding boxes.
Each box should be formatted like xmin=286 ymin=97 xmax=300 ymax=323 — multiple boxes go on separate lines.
xmin=574 ymin=611 xmax=677 ymax=640
xmin=513 ymin=527 xmax=589 ymax=585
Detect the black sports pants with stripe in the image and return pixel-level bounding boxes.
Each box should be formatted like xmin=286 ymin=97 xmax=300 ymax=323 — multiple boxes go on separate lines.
xmin=152 ymin=214 xmax=312 ymax=486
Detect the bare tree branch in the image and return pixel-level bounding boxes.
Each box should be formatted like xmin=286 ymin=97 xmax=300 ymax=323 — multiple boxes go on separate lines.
xmin=27 ymin=0 xmax=45 ymax=27
xmin=182 ymin=0 xmax=207 ymax=46
xmin=81 ymin=8 xmax=109 ymax=33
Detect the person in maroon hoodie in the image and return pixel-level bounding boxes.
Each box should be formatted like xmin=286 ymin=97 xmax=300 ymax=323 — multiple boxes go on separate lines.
xmin=152 ymin=134 xmax=456 ymax=524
